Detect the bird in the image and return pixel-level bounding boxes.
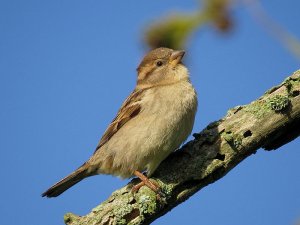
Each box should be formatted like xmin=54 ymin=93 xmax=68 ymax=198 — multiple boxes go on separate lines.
xmin=42 ymin=47 xmax=197 ymax=197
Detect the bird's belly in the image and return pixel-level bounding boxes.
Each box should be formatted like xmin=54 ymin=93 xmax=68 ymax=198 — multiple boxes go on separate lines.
xmin=101 ymin=112 xmax=192 ymax=177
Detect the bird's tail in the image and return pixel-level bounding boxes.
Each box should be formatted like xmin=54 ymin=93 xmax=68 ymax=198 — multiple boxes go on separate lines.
xmin=42 ymin=163 xmax=90 ymax=197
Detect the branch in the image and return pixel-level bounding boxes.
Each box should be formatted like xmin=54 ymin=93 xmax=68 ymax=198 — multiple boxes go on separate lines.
xmin=64 ymin=69 xmax=300 ymax=225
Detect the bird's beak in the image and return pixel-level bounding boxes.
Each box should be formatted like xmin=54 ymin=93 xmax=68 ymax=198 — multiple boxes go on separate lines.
xmin=169 ymin=50 xmax=185 ymax=66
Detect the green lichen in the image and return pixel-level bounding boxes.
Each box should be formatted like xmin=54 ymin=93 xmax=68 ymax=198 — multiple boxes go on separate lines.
xmin=284 ymin=74 xmax=300 ymax=96
xmin=265 ymin=95 xmax=290 ymax=112
xmin=246 ymin=71 xmax=299 ymax=118
xmin=222 ymin=131 xmax=233 ymax=143
xmin=244 ymin=101 xmax=271 ymax=118
xmin=138 ymin=194 xmax=157 ymax=216
xmin=221 ymin=131 xmax=242 ymax=150
xmin=233 ymin=137 xmax=242 ymax=149
xmin=245 ymin=93 xmax=291 ymax=117
xmin=160 ymin=183 xmax=173 ymax=197
xmin=113 ymin=203 xmax=134 ymax=225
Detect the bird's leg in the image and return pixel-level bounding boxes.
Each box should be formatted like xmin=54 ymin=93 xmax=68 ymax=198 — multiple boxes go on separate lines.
xmin=131 ymin=181 xmax=145 ymax=192
xmin=132 ymin=171 xmax=160 ymax=193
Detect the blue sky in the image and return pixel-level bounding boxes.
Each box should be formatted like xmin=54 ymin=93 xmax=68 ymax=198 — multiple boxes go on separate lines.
xmin=0 ymin=1 xmax=299 ymax=225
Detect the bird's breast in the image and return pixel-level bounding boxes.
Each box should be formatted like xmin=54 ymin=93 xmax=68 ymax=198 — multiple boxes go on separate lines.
xmin=135 ymin=81 xmax=197 ymax=171
xmin=141 ymin=81 xmax=197 ymax=119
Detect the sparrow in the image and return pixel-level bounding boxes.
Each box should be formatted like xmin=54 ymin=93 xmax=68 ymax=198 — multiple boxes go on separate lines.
xmin=42 ymin=47 xmax=197 ymax=197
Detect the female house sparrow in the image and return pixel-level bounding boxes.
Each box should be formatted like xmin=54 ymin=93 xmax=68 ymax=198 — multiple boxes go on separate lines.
xmin=42 ymin=47 xmax=197 ymax=197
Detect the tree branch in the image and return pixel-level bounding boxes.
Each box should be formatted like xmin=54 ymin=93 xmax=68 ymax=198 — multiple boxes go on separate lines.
xmin=64 ymin=69 xmax=300 ymax=225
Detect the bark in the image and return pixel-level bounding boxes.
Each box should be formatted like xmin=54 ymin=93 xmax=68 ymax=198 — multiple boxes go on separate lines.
xmin=64 ymin=69 xmax=300 ymax=225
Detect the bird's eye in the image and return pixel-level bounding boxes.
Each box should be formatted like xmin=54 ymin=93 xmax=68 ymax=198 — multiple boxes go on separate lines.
xmin=156 ymin=61 xmax=163 ymax=67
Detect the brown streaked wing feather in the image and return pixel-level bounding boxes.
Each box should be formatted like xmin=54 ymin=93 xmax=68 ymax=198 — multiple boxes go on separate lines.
xmin=94 ymin=89 xmax=145 ymax=153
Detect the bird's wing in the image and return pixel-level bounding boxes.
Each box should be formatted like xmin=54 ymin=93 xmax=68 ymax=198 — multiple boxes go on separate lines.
xmin=94 ymin=89 xmax=145 ymax=153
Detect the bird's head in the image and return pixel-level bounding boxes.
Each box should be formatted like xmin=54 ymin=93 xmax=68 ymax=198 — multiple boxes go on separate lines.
xmin=136 ymin=47 xmax=189 ymax=89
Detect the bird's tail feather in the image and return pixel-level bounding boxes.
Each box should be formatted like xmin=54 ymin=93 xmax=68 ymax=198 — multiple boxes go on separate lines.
xmin=42 ymin=163 xmax=89 ymax=197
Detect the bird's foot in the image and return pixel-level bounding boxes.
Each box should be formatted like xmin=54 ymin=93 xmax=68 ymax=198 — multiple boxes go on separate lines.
xmin=132 ymin=181 xmax=146 ymax=192
xmin=132 ymin=171 xmax=165 ymax=200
